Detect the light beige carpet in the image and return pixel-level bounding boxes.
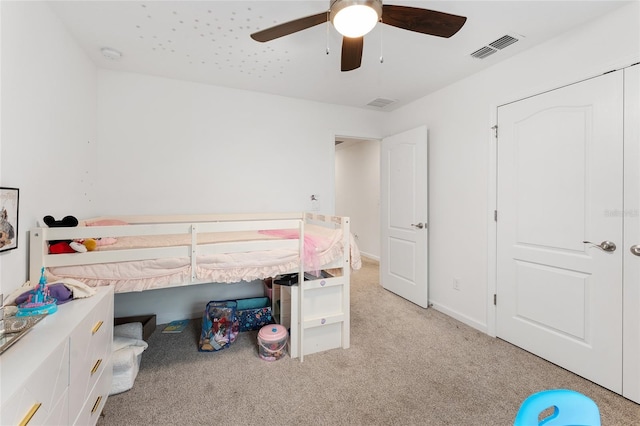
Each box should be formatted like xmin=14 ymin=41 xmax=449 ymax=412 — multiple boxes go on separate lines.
xmin=98 ymin=258 xmax=640 ymax=425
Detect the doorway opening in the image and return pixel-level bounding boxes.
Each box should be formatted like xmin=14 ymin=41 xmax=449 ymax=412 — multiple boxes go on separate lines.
xmin=334 ymin=136 xmax=380 ymax=261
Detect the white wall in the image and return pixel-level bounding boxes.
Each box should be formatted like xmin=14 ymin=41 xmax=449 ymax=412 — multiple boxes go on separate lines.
xmin=383 ymin=2 xmax=640 ymax=333
xmin=0 ymin=1 xmax=97 ymax=296
xmin=96 ymin=70 xmax=383 ymax=216
xmin=335 ymin=140 xmax=381 ymax=259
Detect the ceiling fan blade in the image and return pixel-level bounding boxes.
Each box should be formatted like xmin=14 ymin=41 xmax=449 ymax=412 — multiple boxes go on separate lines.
xmin=341 ymin=36 xmax=363 ymax=72
xmin=382 ymin=5 xmax=467 ymax=38
xmin=250 ymin=11 xmax=328 ymax=42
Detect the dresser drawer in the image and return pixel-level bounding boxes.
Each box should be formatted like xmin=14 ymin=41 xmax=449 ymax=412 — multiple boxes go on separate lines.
xmin=42 ymin=389 xmax=69 ymax=426
xmin=72 ymin=357 xmax=112 ymax=426
xmin=69 ymin=292 xmax=113 ymax=420
xmin=0 ymin=339 xmax=69 ymax=426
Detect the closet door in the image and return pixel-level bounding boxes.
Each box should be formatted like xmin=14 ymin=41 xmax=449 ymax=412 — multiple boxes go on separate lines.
xmin=496 ymin=71 xmax=624 ymax=392
xmin=623 ymin=64 xmax=640 ymax=402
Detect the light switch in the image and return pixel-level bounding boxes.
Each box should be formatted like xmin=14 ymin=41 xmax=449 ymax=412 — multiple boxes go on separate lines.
xmin=310 ymin=194 xmax=320 ymax=211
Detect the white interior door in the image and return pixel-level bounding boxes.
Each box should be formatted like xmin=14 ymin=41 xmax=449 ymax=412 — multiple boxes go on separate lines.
xmin=623 ymin=64 xmax=640 ymax=402
xmin=496 ymin=71 xmax=624 ymax=392
xmin=380 ymin=126 xmax=428 ymax=307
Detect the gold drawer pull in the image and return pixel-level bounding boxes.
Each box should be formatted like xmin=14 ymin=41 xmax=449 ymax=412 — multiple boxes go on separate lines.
xmin=19 ymin=403 xmax=41 ymax=426
xmin=91 ymin=396 xmax=103 ymax=414
xmin=91 ymin=320 xmax=103 ymax=335
xmin=91 ymin=358 xmax=102 ymax=375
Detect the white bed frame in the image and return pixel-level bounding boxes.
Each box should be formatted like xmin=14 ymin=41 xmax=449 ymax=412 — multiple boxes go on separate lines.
xmin=30 ymin=212 xmax=351 ymax=360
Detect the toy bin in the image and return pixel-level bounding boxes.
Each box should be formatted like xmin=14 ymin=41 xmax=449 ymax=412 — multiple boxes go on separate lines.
xmin=236 ymin=297 xmax=273 ymax=332
xmin=257 ymin=324 xmax=287 ymax=361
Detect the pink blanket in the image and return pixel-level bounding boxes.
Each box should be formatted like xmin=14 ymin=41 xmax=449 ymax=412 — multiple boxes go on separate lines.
xmin=258 ymin=229 xmax=322 ymax=275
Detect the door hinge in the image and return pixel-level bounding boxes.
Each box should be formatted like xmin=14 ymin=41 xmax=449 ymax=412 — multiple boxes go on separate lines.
xmin=491 ymin=125 xmax=498 ymax=138
xmin=493 ymin=294 xmax=497 ymax=305
xmin=494 ymin=210 xmax=498 ymax=222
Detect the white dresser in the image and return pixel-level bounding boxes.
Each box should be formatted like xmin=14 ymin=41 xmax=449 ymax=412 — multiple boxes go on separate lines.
xmin=0 ymin=286 xmax=114 ymax=426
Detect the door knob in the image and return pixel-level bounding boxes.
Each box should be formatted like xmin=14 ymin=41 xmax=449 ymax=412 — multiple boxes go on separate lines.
xmin=411 ymin=223 xmax=424 ymax=229
xmin=583 ymin=240 xmax=616 ymax=252
xmin=631 ymin=245 xmax=640 ymax=257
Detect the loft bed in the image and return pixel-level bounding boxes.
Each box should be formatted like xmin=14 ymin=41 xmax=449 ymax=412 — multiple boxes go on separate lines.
xmin=29 ymin=212 xmax=360 ymax=360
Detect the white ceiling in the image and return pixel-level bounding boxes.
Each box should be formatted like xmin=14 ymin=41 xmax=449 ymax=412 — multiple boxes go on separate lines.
xmin=48 ymin=0 xmax=633 ymax=111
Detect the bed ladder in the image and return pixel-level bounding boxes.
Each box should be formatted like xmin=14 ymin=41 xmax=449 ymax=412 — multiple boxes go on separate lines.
xmin=294 ymin=215 xmax=351 ymax=362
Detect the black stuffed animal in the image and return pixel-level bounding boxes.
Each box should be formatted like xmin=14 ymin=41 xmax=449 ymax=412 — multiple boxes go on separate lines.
xmin=43 ymin=215 xmax=79 ymax=228
xmin=43 ymin=215 xmax=80 ymax=253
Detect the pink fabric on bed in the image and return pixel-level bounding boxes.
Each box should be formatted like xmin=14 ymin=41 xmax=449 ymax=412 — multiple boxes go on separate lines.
xmin=258 ymin=229 xmax=322 ymax=275
xmin=46 ymin=224 xmax=362 ymax=292
xmin=96 ymin=237 xmax=118 ymax=246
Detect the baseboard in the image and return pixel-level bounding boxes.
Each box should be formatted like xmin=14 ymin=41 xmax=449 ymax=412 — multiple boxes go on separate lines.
xmin=360 ymin=253 xmax=380 ymax=262
xmin=156 ymin=309 xmax=202 ymax=325
xmin=429 ymin=301 xmax=488 ymax=335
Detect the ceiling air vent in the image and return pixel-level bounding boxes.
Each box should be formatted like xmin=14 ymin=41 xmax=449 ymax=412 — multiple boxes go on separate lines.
xmin=489 ymin=35 xmax=519 ymax=50
xmin=470 ymin=46 xmax=497 ymax=59
xmin=367 ymin=98 xmax=395 ymax=108
xmin=470 ymin=34 xmax=520 ymax=59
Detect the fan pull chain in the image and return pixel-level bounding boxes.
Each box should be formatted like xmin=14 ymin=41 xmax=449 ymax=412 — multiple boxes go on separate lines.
xmin=326 ymin=12 xmax=330 ymax=55
xmin=379 ymin=20 xmax=384 ymax=64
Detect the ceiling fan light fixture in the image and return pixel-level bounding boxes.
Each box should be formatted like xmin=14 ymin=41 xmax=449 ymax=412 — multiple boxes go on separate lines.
xmin=331 ymin=0 xmax=382 ymax=38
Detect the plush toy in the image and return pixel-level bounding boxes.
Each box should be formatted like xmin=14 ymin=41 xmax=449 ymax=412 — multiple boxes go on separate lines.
xmin=43 ymin=216 xmax=113 ymax=254
xmin=43 ymin=215 xmax=82 ymax=253
xmin=82 ymin=238 xmax=97 ymax=251
xmin=49 ymin=241 xmax=77 ymax=254
xmin=65 ymin=239 xmax=97 ymax=253
xmin=43 ymin=215 xmax=79 ymax=228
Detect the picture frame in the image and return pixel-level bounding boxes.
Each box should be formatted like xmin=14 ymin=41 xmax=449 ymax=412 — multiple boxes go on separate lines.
xmin=0 ymin=187 xmax=19 ymax=252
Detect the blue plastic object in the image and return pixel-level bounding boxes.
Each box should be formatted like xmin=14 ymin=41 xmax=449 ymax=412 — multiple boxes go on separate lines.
xmin=17 ymin=267 xmax=58 ymax=317
xmin=513 ymin=389 xmax=601 ymax=426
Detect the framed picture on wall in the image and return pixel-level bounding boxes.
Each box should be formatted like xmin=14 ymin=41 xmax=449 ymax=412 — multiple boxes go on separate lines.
xmin=0 ymin=187 xmax=19 ymax=252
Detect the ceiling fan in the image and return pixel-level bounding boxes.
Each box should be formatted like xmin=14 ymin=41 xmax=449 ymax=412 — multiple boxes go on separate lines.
xmin=250 ymin=0 xmax=467 ymax=72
